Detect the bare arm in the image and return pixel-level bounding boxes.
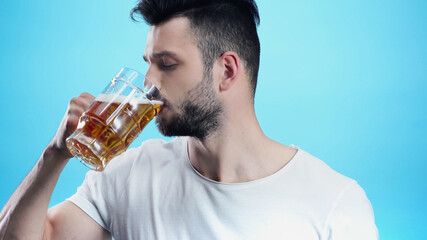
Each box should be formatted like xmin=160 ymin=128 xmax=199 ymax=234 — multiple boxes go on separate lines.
xmin=0 ymin=93 xmax=110 ymax=239
xmin=45 ymin=201 xmax=110 ymax=240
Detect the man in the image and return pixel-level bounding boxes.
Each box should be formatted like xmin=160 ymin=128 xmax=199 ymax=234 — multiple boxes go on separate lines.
xmin=0 ymin=0 xmax=378 ymax=239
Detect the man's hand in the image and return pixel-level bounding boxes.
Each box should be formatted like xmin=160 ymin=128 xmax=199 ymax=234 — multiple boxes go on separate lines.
xmin=0 ymin=92 xmax=102 ymax=240
xmin=49 ymin=92 xmax=95 ymax=159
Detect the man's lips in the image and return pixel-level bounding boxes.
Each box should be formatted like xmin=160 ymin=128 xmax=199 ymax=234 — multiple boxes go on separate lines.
xmin=158 ymin=101 xmax=169 ymax=114
xmin=154 ymin=95 xmax=169 ymax=115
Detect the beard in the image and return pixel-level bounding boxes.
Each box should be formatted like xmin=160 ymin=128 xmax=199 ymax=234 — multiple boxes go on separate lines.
xmin=155 ymin=73 xmax=223 ymax=140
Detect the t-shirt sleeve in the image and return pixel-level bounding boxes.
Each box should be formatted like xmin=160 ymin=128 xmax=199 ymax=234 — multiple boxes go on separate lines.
xmin=66 ymin=145 xmax=141 ymax=232
xmin=324 ymin=181 xmax=379 ymax=240
xmin=67 ymin=169 xmax=111 ymax=231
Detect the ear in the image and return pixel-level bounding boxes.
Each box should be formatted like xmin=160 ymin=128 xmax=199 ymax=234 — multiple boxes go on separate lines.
xmin=218 ymin=51 xmax=240 ymax=92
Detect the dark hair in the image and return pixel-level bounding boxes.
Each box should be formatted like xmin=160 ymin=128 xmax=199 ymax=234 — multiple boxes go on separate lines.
xmin=131 ymin=0 xmax=261 ymax=98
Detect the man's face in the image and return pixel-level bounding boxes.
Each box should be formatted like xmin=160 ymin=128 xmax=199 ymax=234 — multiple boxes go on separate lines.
xmin=144 ymin=17 xmax=222 ymax=139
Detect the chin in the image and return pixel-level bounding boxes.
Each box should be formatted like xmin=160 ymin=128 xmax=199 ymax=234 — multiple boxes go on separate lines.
xmin=155 ymin=114 xmax=172 ymax=131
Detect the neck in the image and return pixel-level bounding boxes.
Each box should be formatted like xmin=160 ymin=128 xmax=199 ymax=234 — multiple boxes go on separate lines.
xmin=187 ymin=106 xmax=297 ymax=183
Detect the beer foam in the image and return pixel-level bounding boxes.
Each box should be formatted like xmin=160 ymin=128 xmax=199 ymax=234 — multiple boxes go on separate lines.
xmin=95 ymin=94 xmax=163 ymax=105
xmin=150 ymin=100 xmax=164 ymax=105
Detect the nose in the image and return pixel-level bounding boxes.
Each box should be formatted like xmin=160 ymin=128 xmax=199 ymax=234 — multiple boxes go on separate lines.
xmin=144 ymin=67 xmax=161 ymax=90
xmin=143 ymin=76 xmax=153 ymax=89
xmin=144 ymin=69 xmax=162 ymax=100
xmin=146 ymin=86 xmax=160 ymax=100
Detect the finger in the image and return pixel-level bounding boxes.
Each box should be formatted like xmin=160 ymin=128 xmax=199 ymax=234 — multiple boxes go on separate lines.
xmin=79 ymin=92 xmax=95 ymax=102
xmin=65 ymin=115 xmax=80 ymax=132
xmin=67 ymin=105 xmax=85 ymax=117
xmin=69 ymin=96 xmax=92 ymax=110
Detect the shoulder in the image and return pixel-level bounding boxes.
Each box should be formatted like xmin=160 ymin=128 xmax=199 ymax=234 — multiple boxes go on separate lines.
xmin=286 ymin=149 xmax=369 ymax=214
xmin=290 ymin=149 xmax=378 ymax=239
xmin=67 ymin=137 xmax=189 ymax=231
xmin=322 ymin=180 xmax=378 ymax=239
xmin=291 ymin=149 xmax=355 ymax=189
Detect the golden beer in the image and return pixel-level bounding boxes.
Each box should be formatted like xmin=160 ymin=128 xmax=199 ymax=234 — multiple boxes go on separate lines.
xmin=66 ymin=94 xmax=162 ymax=171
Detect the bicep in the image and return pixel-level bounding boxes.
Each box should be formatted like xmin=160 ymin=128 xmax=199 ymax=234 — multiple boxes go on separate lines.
xmin=44 ymin=201 xmax=111 ymax=240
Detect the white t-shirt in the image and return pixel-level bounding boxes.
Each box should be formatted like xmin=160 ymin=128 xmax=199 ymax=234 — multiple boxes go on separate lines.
xmin=68 ymin=137 xmax=378 ymax=239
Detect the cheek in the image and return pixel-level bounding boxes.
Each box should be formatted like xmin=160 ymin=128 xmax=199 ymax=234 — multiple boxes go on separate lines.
xmin=163 ymin=69 xmax=203 ymax=101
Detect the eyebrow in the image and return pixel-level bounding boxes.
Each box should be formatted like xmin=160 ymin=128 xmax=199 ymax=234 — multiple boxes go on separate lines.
xmin=143 ymin=51 xmax=180 ymax=62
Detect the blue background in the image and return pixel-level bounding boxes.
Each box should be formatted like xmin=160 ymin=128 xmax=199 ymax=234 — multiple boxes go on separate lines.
xmin=0 ymin=1 xmax=425 ymax=239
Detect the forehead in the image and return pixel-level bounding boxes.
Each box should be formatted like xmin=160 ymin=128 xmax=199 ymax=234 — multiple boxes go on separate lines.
xmin=145 ymin=17 xmax=197 ymax=58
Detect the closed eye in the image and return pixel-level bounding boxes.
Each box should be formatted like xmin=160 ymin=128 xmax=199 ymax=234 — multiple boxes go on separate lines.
xmin=143 ymin=51 xmax=180 ymax=71
xmin=159 ymin=58 xmax=177 ymax=70
xmin=159 ymin=63 xmax=177 ymax=70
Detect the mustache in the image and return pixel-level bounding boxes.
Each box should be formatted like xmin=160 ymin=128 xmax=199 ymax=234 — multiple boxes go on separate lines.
xmin=155 ymin=93 xmax=170 ymax=108
xmin=159 ymin=97 xmax=169 ymax=107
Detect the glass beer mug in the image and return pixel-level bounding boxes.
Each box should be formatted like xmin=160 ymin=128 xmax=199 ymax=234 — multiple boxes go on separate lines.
xmin=66 ymin=68 xmax=162 ymax=171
